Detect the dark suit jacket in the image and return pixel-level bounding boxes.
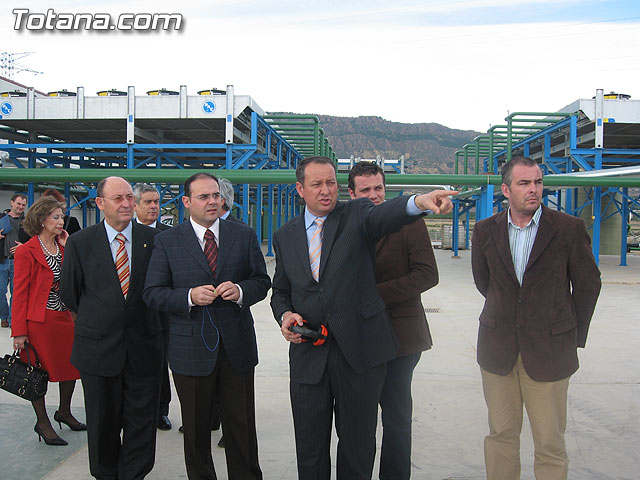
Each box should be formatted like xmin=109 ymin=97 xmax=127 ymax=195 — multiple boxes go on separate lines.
xmin=222 ymin=212 xmax=243 ymax=224
xmin=149 ymin=221 xmax=171 ymax=331
xmin=375 ymin=219 xmax=438 ymax=357
xmin=471 ymin=205 xmax=601 ymax=382
xmin=143 ymin=220 xmax=271 ymax=376
xmin=270 ymin=196 xmax=424 ymax=385
xmin=60 ymin=221 xmax=163 ymax=377
xmin=63 ymin=215 xmax=82 ymax=235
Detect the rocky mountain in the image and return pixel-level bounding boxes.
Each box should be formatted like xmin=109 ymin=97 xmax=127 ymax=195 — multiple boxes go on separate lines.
xmin=315 ymin=115 xmax=480 ymax=174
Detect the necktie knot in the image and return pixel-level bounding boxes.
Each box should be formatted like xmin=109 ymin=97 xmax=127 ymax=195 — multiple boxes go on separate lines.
xmin=116 ymin=233 xmax=126 ymax=246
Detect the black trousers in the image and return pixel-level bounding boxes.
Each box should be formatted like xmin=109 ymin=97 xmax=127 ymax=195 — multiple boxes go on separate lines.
xmin=379 ymin=352 xmax=421 ymax=480
xmin=290 ymin=340 xmax=386 ymax=480
xmin=159 ymin=329 xmax=171 ymax=416
xmin=80 ymin=367 xmax=161 ymax=480
xmin=173 ymin=343 xmax=261 ymax=480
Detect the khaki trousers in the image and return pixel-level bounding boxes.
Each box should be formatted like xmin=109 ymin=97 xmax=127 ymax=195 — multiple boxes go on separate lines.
xmin=481 ymin=355 xmax=570 ymax=480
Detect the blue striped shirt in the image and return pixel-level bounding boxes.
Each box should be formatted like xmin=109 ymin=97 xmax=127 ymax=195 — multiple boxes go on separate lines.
xmin=508 ymin=206 xmax=542 ymax=285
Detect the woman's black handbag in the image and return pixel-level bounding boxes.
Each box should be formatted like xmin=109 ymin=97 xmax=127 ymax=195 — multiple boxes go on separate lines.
xmin=0 ymin=343 xmax=49 ymax=401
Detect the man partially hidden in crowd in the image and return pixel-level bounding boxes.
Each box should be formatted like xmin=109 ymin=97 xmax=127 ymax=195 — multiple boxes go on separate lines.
xmin=471 ymin=156 xmax=601 ymax=480
xmin=348 ymin=162 xmax=439 ymax=480
xmin=0 ymin=193 xmax=28 ymax=328
xmin=133 ymin=183 xmax=173 ymax=432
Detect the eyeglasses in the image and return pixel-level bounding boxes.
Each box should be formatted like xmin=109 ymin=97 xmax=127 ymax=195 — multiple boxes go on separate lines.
xmin=191 ymin=193 xmax=221 ymax=201
xmin=102 ymin=194 xmax=135 ymax=202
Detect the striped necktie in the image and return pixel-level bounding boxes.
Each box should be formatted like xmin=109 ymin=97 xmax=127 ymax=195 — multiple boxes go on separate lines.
xmin=204 ymin=229 xmax=218 ymax=278
xmin=115 ymin=233 xmax=130 ymax=298
xmin=309 ymin=218 xmax=323 ymax=282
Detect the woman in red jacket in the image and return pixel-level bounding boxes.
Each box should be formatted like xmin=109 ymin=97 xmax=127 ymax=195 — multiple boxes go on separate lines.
xmin=11 ymin=196 xmax=86 ymax=446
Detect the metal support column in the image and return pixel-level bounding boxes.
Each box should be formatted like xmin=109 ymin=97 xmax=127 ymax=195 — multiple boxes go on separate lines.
xmin=620 ymin=187 xmax=628 ymax=266
xmin=256 ymin=184 xmax=263 ymax=243
xmin=267 ymin=184 xmax=274 ymax=256
xmin=477 ymin=185 xmax=495 ymax=221
xmin=452 ymin=201 xmax=460 ymax=258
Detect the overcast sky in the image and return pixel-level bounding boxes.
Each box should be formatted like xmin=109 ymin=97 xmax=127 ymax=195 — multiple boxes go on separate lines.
xmin=2 ymin=0 xmax=639 ymax=132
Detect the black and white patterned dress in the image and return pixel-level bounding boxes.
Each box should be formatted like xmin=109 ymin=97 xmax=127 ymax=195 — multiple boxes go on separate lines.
xmin=44 ymin=251 xmax=67 ymax=311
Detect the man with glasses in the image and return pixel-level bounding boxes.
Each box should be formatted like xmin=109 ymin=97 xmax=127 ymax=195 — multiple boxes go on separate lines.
xmin=144 ymin=173 xmax=270 ymax=480
xmin=61 ymin=176 xmax=163 ymax=480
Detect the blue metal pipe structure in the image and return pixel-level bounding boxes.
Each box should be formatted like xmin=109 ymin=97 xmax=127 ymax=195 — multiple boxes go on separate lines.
xmin=453 ymin=89 xmax=640 ymax=264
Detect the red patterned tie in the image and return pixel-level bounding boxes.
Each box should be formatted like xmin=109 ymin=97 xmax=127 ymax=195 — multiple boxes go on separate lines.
xmin=115 ymin=233 xmax=129 ymax=298
xmin=204 ymin=229 xmax=218 ymax=278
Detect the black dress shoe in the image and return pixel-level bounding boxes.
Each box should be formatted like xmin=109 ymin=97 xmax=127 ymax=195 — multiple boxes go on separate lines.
xmin=157 ymin=415 xmax=172 ymax=431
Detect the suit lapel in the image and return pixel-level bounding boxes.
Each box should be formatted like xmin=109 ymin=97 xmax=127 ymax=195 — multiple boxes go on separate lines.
xmin=216 ymin=220 xmax=237 ymax=276
xmin=292 ymin=215 xmax=314 ymax=280
xmin=26 ymin=237 xmax=49 ymax=269
xmin=491 ymin=212 xmax=520 ymax=285
xmin=88 ymin=221 xmax=125 ymax=301
xmin=525 ymin=206 xmax=557 ymax=272
xmin=127 ymin=223 xmax=150 ymax=299
xmin=180 ymin=222 xmax=214 ymax=280
xmin=318 ymin=203 xmax=343 ymax=279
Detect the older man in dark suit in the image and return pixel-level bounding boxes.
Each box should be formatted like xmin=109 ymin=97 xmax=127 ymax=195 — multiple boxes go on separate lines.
xmin=133 ymin=183 xmax=173 ymax=432
xmin=61 ymin=176 xmax=163 ymax=480
xmin=144 ymin=173 xmax=270 ymax=480
xmin=270 ymin=156 xmax=455 ymax=480
xmin=471 ymin=156 xmax=601 ymax=480
xmin=348 ymin=161 xmax=439 ymax=480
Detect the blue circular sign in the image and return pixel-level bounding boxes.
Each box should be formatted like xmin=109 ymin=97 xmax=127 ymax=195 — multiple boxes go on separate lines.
xmin=1 ymin=102 xmax=13 ymax=116
xmin=202 ymin=100 xmax=216 ymax=114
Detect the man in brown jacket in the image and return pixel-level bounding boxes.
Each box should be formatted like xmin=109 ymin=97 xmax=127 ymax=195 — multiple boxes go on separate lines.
xmin=348 ymin=162 xmax=439 ymax=480
xmin=471 ymin=156 xmax=601 ymax=480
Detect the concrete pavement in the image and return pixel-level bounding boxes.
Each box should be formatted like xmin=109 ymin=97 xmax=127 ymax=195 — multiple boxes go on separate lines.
xmin=1 ymin=249 xmax=638 ymax=479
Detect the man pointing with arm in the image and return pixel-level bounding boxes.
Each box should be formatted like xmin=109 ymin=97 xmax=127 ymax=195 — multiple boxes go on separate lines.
xmin=271 ymin=156 xmax=455 ymax=479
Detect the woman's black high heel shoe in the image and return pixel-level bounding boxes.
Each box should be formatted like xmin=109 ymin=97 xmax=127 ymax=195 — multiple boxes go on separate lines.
xmin=34 ymin=424 xmax=68 ymax=446
xmin=54 ymin=411 xmax=87 ymax=431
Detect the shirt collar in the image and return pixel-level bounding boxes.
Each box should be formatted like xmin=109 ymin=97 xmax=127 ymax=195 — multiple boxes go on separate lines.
xmin=190 ymin=217 xmax=220 ymax=243
xmin=104 ymin=220 xmax=133 ymax=244
xmin=135 ymin=217 xmax=157 ymax=229
xmin=508 ymin=205 xmax=542 ymax=229
xmin=220 ymin=210 xmax=230 ymax=220
xmin=304 ymin=207 xmax=327 ymax=231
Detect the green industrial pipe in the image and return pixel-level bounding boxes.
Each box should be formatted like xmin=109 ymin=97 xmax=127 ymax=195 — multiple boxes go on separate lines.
xmin=1 ymin=169 xmax=639 ymax=188
xmin=265 ymin=114 xmax=321 ymax=155
xmin=505 ymin=112 xmax=574 ymax=162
